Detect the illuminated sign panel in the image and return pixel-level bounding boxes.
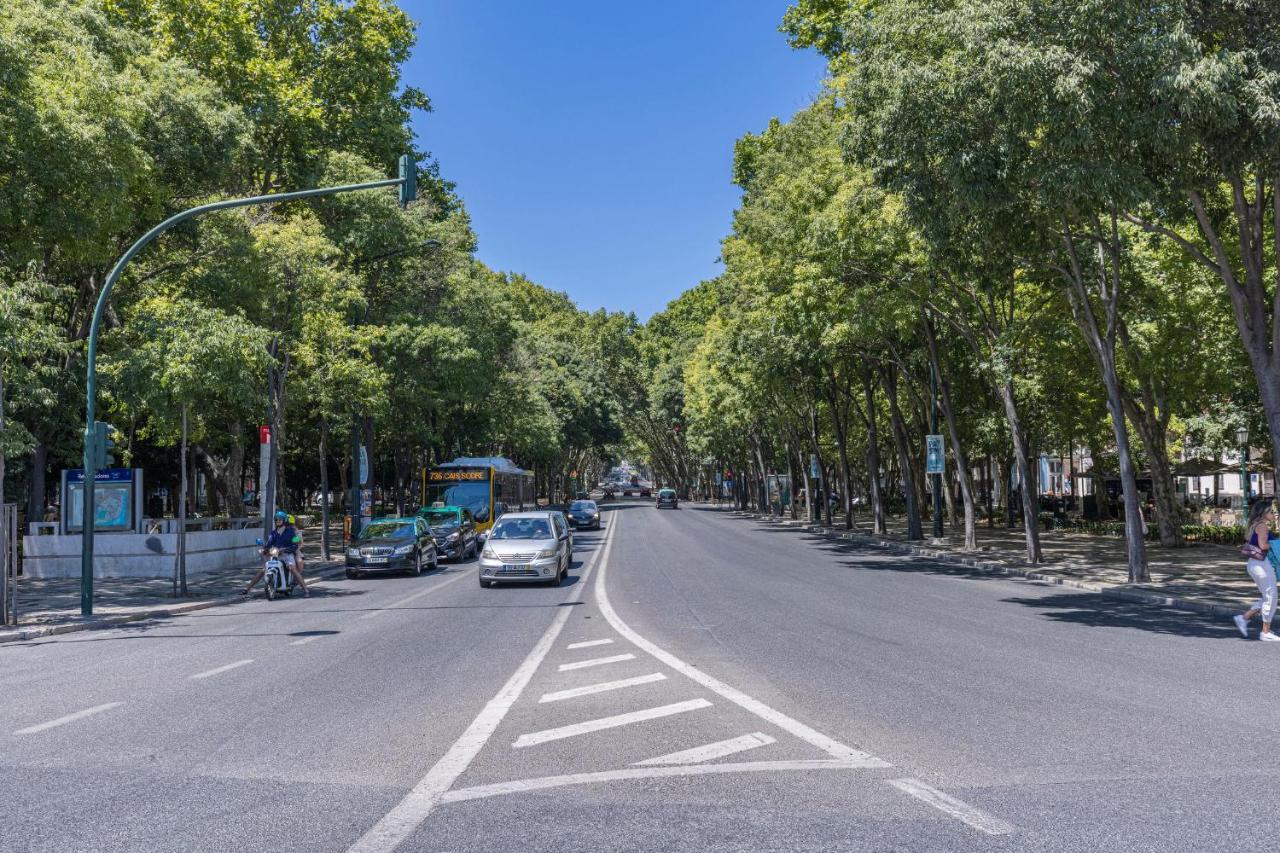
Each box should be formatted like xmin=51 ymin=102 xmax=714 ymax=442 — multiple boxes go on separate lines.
xmin=428 ymin=468 xmax=489 ymax=482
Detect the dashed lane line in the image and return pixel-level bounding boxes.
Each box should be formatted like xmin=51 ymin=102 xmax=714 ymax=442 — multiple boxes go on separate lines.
xmin=567 ymin=639 xmax=614 ymax=650
xmin=558 ymin=653 xmax=635 ymax=671
xmin=512 ymin=699 xmax=712 ymax=749
xmin=345 ymin=521 xmax=617 ymax=853
xmin=13 ymin=702 xmax=124 ymax=735
xmin=635 ymin=732 xmax=775 ymax=766
xmin=887 ymin=778 xmax=1015 ymax=836
xmin=357 ymin=570 xmax=471 ymax=620
xmin=189 ymin=659 xmax=254 ymax=680
xmin=539 ymin=673 xmax=667 ymax=704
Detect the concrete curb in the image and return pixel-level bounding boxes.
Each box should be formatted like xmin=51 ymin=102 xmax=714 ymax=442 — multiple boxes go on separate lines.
xmin=720 ymin=509 xmax=1242 ymax=620
xmin=0 ymin=563 xmax=348 ymax=645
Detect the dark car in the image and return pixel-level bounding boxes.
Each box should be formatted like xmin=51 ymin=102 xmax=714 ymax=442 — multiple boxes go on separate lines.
xmin=346 ymin=517 xmax=439 ymax=578
xmin=418 ymin=504 xmax=477 ymax=562
xmin=567 ymin=499 xmax=601 ymax=530
xmin=655 ymin=488 xmax=678 ymax=509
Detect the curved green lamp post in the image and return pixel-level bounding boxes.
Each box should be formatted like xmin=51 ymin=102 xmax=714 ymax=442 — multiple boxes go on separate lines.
xmin=80 ymin=157 xmax=416 ymax=615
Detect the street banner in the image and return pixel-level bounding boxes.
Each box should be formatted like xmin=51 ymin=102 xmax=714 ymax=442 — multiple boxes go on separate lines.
xmin=358 ymin=445 xmax=369 ymax=487
xmin=926 ymin=434 xmax=945 ymax=474
xmin=810 ymin=454 xmax=820 ymax=479
xmin=259 ymin=425 xmax=272 ymax=523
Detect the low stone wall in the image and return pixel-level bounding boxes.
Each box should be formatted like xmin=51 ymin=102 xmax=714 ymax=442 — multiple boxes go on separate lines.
xmin=22 ymin=528 xmax=262 ymax=579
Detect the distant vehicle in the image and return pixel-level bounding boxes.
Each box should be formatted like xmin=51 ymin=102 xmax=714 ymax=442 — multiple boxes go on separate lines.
xmin=417 ymin=504 xmax=477 ymax=562
xmin=478 ymin=511 xmax=572 ymax=588
xmin=574 ymin=490 xmax=590 ymax=500
xmin=568 ymin=499 xmax=601 ymax=530
xmin=347 ymin=517 xmax=439 ymax=578
xmin=639 ymin=482 xmax=653 ymax=498
xmin=655 ymin=488 xmax=679 ymax=509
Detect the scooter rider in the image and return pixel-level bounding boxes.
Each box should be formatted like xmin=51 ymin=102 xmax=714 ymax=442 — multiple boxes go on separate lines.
xmin=242 ymin=510 xmax=309 ymax=597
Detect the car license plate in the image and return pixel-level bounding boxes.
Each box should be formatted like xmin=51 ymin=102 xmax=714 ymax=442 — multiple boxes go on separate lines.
xmin=366 ymin=557 xmax=388 ymax=565
xmin=502 ymin=564 xmax=529 ymax=572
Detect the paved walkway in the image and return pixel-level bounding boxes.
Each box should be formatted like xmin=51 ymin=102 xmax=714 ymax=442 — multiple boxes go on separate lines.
xmin=705 ymin=503 xmax=1261 ymax=615
xmin=3 ymin=526 xmax=346 ymax=639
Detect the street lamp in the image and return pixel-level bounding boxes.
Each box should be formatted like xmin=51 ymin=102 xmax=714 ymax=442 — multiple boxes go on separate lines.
xmin=80 ymin=156 xmax=419 ymax=615
xmin=1238 ymin=426 xmax=1250 ymax=513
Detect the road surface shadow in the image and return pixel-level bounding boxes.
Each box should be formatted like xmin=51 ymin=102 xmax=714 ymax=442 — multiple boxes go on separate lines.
xmin=998 ymin=592 xmax=1240 ymax=639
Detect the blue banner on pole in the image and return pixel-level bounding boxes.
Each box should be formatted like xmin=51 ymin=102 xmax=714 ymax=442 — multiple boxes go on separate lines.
xmin=925 ymin=435 xmax=945 ymax=474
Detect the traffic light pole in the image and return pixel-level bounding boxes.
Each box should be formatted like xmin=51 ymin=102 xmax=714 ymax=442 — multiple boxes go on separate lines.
xmin=81 ymin=162 xmax=414 ymax=615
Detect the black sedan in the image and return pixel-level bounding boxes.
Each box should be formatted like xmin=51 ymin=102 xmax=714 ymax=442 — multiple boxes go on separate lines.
xmin=418 ymin=505 xmax=478 ymax=561
xmin=346 ymin=517 xmax=439 ymax=578
xmin=567 ymin=499 xmax=601 ymax=530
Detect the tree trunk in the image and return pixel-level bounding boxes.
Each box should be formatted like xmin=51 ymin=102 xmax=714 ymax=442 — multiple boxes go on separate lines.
xmin=860 ymin=373 xmax=887 ymax=535
xmin=924 ymin=318 xmax=978 ymax=551
xmin=808 ymin=406 xmax=831 ymax=527
xmin=319 ymin=418 xmax=331 ymax=561
xmin=883 ymin=368 xmax=923 ymax=540
xmin=174 ymin=405 xmax=189 ymax=597
xmin=995 ymin=379 xmax=1042 ymax=562
xmin=826 ymin=369 xmax=855 ymax=529
xmin=25 ymin=441 xmax=47 ymax=523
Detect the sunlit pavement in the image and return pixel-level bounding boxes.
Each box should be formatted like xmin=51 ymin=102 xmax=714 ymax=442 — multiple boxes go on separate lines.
xmin=0 ymin=501 xmax=1268 ymax=851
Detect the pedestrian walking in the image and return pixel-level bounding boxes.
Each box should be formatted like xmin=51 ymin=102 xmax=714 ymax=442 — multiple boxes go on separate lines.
xmin=1235 ymin=500 xmax=1280 ymax=640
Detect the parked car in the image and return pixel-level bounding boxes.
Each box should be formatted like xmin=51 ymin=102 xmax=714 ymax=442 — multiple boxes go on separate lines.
xmin=346 ymin=517 xmax=439 ymax=578
xmin=567 ymin=499 xmax=601 ymax=530
xmin=655 ymin=488 xmax=679 ymax=509
xmin=478 ymin=511 xmax=572 ymax=588
xmin=418 ymin=504 xmax=478 ymax=562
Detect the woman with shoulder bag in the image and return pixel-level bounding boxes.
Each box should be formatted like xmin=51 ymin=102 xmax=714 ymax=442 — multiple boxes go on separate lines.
xmin=1235 ymin=500 xmax=1280 ymax=640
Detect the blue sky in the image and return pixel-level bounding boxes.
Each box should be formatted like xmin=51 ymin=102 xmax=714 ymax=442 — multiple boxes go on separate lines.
xmin=400 ymin=1 xmax=827 ymax=320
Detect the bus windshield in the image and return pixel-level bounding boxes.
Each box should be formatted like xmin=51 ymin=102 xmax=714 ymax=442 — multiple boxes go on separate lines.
xmin=425 ymin=481 xmax=490 ymax=522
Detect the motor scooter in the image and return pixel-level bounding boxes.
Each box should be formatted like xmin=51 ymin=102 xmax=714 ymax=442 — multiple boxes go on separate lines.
xmin=254 ymin=538 xmax=296 ymax=600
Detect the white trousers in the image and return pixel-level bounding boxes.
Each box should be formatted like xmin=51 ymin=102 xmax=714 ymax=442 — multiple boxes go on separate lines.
xmin=1247 ymin=559 xmax=1277 ymax=623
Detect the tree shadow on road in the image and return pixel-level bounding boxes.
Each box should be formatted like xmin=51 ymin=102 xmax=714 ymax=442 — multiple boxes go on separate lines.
xmin=998 ymin=592 xmax=1242 ymax=640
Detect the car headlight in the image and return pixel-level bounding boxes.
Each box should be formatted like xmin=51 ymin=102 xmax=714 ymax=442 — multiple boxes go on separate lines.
xmin=536 ymin=547 xmax=557 ymax=559
xmin=394 ymin=544 xmax=414 ymax=555
xmin=446 ymin=532 xmax=459 ymax=542
xmin=482 ymin=546 xmax=497 ymax=560
xmin=347 ymin=548 xmax=361 ymax=558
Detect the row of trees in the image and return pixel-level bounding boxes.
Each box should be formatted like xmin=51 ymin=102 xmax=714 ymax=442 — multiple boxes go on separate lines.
xmin=0 ymin=0 xmax=628 ymax=538
xmin=624 ymin=0 xmax=1278 ymax=582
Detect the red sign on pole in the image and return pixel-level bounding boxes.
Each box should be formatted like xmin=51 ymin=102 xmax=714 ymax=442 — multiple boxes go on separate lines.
xmin=259 ymin=425 xmax=271 ymax=444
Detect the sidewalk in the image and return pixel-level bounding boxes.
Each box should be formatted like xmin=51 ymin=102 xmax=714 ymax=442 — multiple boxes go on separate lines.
xmin=1 ymin=526 xmax=346 ymax=643
xmin=705 ymin=504 xmax=1261 ymax=618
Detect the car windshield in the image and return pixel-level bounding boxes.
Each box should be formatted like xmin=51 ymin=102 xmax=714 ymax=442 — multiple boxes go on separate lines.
xmin=422 ymin=510 xmax=459 ymax=528
xmin=570 ymin=501 xmax=597 ymax=511
xmin=359 ymin=521 xmax=414 ymax=540
xmin=490 ymin=518 xmax=552 ymax=540
xmin=660 ymin=490 xmax=675 ymax=497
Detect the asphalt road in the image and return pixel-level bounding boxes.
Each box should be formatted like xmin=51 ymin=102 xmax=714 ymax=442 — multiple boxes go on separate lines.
xmin=0 ymin=502 xmax=1270 ymax=852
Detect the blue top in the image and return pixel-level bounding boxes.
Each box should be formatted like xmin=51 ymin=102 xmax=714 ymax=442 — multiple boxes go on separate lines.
xmin=1249 ymin=529 xmax=1280 ymax=547
xmin=267 ymin=525 xmax=301 ymax=554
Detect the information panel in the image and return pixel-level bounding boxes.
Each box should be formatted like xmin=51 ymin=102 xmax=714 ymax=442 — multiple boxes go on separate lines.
xmin=64 ymin=469 xmax=142 ymax=533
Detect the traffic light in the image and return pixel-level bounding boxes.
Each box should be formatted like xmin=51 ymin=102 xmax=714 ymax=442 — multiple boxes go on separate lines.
xmin=399 ymin=154 xmax=416 ymax=208
xmin=88 ymin=421 xmax=116 ymax=471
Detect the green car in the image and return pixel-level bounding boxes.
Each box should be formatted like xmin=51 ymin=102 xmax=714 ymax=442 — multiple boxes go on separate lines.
xmin=417 ymin=504 xmax=479 ymax=561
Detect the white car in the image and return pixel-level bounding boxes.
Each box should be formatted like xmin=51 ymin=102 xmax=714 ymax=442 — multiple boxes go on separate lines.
xmin=478 ymin=511 xmax=572 ymax=588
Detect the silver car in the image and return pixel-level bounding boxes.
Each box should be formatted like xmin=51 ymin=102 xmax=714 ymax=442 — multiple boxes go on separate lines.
xmin=478 ymin=511 xmax=572 ymax=588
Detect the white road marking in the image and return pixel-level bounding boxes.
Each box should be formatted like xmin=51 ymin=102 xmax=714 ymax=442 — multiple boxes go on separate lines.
xmin=345 ymin=515 xmax=618 ymax=853
xmin=439 ymin=760 xmax=866 ymax=803
xmin=888 ymin=778 xmax=1015 ymax=836
xmin=558 ymin=653 xmax=635 ymax=671
xmin=513 ymin=699 xmax=712 ymax=749
xmin=13 ymin=702 xmax=124 ymax=735
xmin=635 ymin=732 xmax=775 ymax=766
xmin=358 ymin=570 xmax=470 ymax=619
xmin=539 ymin=673 xmax=667 ymax=704
xmin=567 ymin=639 xmax=614 ymax=649
xmin=290 ymin=636 xmax=321 ymax=646
xmin=189 ymin=659 xmax=254 ymax=680
xmin=593 ymin=528 xmax=889 ymax=768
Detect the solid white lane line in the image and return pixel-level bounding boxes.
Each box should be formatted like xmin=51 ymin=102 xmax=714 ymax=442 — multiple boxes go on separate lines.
xmin=513 ymin=699 xmax=712 ymax=749
xmin=593 ymin=524 xmax=889 ymax=768
xmin=346 ymin=515 xmax=618 ymax=853
xmin=13 ymin=702 xmax=124 ymax=735
xmin=567 ymin=639 xmax=614 ymax=649
xmin=439 ymin=760 xmax=864 ymax=803
xmin=539 ymin=673 xmax=667 ymax=704
xmin=557 ymin=653 xmax=635 ymax=671
xmin=634 ymin=732 xmax=775 ymax=766
xmin=290 ymin=636 xmax=321 ymax=646
xmin=189 ymin=659 xmax=254 ymax=680
xmin=358 ymin=570 xmax=470 ymax=619
xmin=887 ymin=778 xmax=1015 ymax=836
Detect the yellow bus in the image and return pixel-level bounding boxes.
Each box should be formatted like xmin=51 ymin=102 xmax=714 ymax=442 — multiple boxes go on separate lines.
xmin=420 ymin=456 xmax=534 ymax=532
